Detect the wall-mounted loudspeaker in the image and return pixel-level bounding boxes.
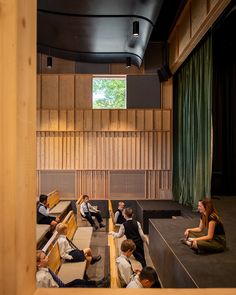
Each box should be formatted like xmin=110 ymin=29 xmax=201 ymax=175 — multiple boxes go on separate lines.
xmin=157 ymin=64 xmax=172 ymax=82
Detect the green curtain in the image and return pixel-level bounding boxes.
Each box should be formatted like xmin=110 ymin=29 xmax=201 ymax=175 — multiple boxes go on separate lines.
xmin=173 ymin=35 xmax=212 ymax=210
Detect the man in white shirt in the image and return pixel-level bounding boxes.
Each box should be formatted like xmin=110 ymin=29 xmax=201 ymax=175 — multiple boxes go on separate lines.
xmin=36 ymin=250 xmax=109 ymax=288
xmin=126 ymin=267 xmax=158 ymax=288
xmin=116 ymin=239 xmax=141 ymax=287
xmin=80 ymin=195 xmax=105 ymax=230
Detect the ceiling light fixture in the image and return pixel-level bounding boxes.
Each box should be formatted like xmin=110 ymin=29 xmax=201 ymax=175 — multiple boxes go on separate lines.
xmin=47 ymin=56 xmax=52 ymax=68
xmin=126 ymin=57 xmax=131 ymax=68
xmin=133 ymin=21 xmax=139 ymax=37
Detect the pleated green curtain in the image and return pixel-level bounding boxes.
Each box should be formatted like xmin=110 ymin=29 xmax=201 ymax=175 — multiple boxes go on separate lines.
xmin=173 ymin=35 xmax=212 ymax=210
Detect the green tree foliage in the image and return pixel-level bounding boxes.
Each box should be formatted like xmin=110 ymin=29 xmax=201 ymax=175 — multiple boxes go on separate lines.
xmin=93 ymin=78 xmax=126 ymax=109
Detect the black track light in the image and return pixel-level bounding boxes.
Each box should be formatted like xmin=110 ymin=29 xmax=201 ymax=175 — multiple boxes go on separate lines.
xmin=133 ymin=21 xmax=139 ymax=37
xmin=47 ymin=56 xmax=52 ymax=68
xmin=126 ymin=57 xmax=131 ymax=68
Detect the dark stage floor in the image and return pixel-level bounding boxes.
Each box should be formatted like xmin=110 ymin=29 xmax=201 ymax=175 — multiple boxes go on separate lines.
xmin=149 ymin=196 xmax=236 ymax=288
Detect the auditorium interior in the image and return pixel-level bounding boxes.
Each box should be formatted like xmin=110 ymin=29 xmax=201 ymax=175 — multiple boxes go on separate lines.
xmin=1 ymin=0 xmax=236 ymax=295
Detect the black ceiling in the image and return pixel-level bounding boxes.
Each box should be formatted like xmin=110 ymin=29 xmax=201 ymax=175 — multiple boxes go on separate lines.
xmin=37 ymin=0 xmax=186 ymax=68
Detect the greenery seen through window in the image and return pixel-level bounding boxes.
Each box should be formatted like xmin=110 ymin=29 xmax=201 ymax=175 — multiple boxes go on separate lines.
xmin=92 ymin=77 xmax=126 ymax=109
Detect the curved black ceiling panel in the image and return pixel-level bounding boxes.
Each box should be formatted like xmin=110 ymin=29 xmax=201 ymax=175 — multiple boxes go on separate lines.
xmin=37 ymin=0 xmax=165 ymax=67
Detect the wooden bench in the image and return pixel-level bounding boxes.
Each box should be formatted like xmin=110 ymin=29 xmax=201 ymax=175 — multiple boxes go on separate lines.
xmin=36 ymin=224 xmax=51 ymax=249
xmin=47 ymin=190 xmax=60 ymax=209
xmin=46 ymin=210 xmax=93 ymax=283
xmin=47 ymin=190 xmax=71 ymax=220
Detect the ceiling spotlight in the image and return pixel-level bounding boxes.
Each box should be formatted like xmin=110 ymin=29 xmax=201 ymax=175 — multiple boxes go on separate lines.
xmin=47 ymin=56 xmax=52 ymax=68
xmin=133 ymin=21 xmax=139 ymax=37
xmin=126 ymin=57 xmax=131 ymax=68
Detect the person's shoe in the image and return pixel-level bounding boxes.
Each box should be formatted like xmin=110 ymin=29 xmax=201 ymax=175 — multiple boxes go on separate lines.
xmin=99 ymin=223 xmax=105 ymax=228
xmin=83 ymin=273 xmax=89 ymax=280
xmin=96 ymin=275 xmax=110 ymax=288
xmin=180 ymin=238 xmax=192 ymax=246
xmin=91 ymin=255 xmax=101 ymax=265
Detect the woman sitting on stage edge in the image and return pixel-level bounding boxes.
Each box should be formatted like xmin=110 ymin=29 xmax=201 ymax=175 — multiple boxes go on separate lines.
xmin=182 ymin=199 xmax=226 ymax=254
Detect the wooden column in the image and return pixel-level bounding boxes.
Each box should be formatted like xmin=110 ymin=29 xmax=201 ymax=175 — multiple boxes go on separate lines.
xmin=0 ymin=1 xmax=36 ymax=295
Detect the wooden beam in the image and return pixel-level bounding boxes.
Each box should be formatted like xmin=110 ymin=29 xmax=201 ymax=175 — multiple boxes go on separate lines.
xmin=0 ymin=1 xmax=36 ymax=295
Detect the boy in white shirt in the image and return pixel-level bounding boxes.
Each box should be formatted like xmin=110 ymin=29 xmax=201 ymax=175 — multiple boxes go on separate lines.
xmin=36 ymin=250 xmax=109 ymax=288
xmin=80 ymin=195 xmax=105 ymax=230
xmin=56 ymin=223 xmax=101 ymax=277
xmin=126 ymin=266 xmax=158 ymax=288
xmin=116 ymin=239 xmax=141 ymax=287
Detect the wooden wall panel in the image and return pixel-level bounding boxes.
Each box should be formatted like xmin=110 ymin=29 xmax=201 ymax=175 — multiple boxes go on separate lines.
xmin=93 ymin=110 xmax=101 ymax=130
xmin=136 ymin=110 xmax=145 ymax=130
xmin=162 ymin=79 xmax=173 ymax=109
xmin=49 ymin=110 xmax=58 ymax=131
xmin=67 ymin=110 xmax=74 ymax=131
xmin=110 ymin=110 xmax=119 ymax=130
xmin=41 ymin=75 xmax=59 ymax=109
xmin=168 ymin=0 xmax=230 ymax=73
xmin=162 ymin=110 xmax=171 ymax=131
xmin=37 ymin=75 xmax=41 ymax=109
xmin=37 ymin=131 xmax=169 ymax=171
xmin=41 ymin=110 xmax=49 ymax=130
xmin=178 ymin=3 xmax=191 ymax=56
xmin=191 ymin=0 xmax=208 ymax=36
xmin=145 ymin=110 xmax=153 ymax=130
xmin=109 ymin=63 xmax=143 ymax=75
xmin=59 ymin=75 xmax=75 ymax=109
xmin=75 ymin=75 xmax=92 ymax=108
xmin=75 ymin=110 xmax=84 ymax=130
xmin=127 ymin=109 xmax=136 ymax=130
xmin=59 ymin=110 xmax=67 ymax=131
xmin=154 ymin=110 xmax=162 ymax=130
xmin=101 ymin=110 xmax=110 ymax=130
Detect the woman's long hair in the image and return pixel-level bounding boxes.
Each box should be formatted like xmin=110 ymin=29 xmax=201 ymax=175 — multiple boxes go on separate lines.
xmin=200 ymin=199 xmax=221 ymax=227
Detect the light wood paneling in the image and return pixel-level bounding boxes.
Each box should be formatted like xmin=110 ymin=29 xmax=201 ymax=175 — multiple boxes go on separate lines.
xmin=37 ymin=131 xmax=168 ymax=171
xmin=75 ymin=75 xmax=92 ymax=108
xmin=169 ymin=0 xmax=231 ymax=73
xmin=37 ymin=75 xmax=41 ymax=109
xmin=0 ymin=0 xmax=36 ymax=294
xmin=178 ymin=3 xmax=191 ymax=56
xmin=59 ymin=75 xmax=75 ymax=109
xmin=191 ymin=0 xmax=207 ymax=36
xmin=42 ymin=75 xmax=59 ymax=109
xmin=59 ymin=110 xmax=67 ymax=131
xmin=109 ymin=63 xmax=144 ymax=74
xmin=162 ymin=79 xmax=173 ymax=109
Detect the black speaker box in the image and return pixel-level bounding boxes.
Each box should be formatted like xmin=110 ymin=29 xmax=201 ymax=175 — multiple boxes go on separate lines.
xmin=157 ymin=64 xmax=172 ymax=82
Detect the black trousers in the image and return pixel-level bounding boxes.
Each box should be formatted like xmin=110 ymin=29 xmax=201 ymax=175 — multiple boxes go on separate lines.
xmin=133 ymin=241 xmax=146 ymax=268
xmin=64 ymin=279 xmax=96 ymax=288
xmin=84 ymin=211 xmax=103 ymax=226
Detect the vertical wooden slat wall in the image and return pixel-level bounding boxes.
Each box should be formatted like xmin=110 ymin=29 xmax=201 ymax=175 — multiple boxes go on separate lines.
xmin=37 ymin=74 xmax=172 ymax=199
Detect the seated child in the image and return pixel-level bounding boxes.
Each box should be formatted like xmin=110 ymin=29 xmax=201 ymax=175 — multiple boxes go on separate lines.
xmin=116 ymin=239 xmax=141 ymax=287
xmin=36 ymin=250 xmax=109 ymax=288
xmin=80 ymin=195 xmax=105 ymax=230
xmin=56 ymin=223 xmax=101 ymax=277
xmin=126 ymin=266 xmax=158 ymax=288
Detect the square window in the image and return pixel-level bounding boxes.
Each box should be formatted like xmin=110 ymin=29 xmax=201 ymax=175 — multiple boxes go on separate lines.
xmin=92 ymin=76 xmax=126 ymax=109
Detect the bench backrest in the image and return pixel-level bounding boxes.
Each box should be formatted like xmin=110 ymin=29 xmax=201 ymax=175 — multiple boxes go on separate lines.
xmin=47 ymin=241 xmax=61 ymax=274
xmin=47 ymin=190 xmax=60 ymax=209
xmin=63 ymin=210 xmax=77 ymax=240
